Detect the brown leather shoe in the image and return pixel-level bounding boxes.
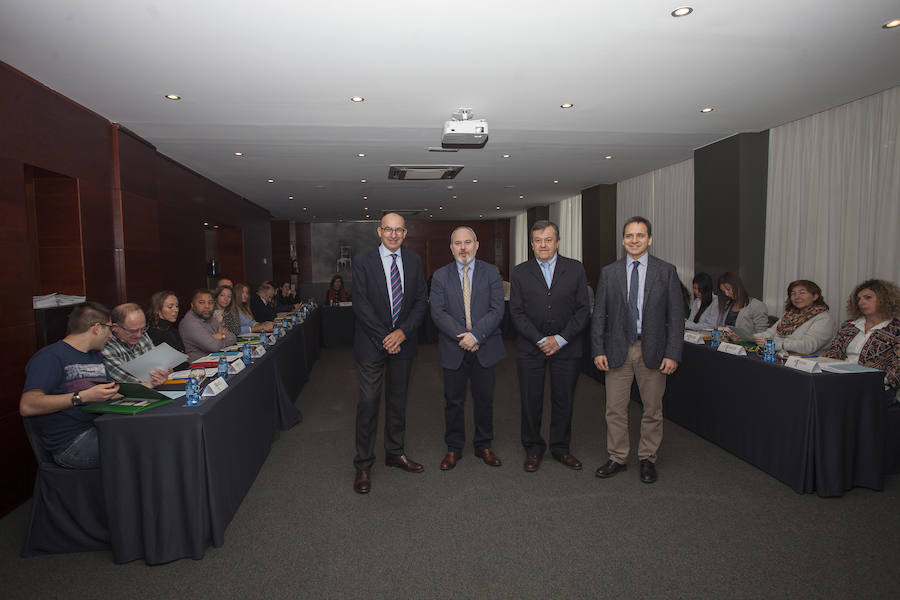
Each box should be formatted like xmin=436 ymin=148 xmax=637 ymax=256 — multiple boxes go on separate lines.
xmin=474 ymin=448 xmax=502 ymax=467
xmin=553 ymin=454 xmax=583 ymax=470
xmin=523 ymin=455 xmax=542 ymax=472
xmin=354 ymin=469 xmax=371 ymax=494
xmin=440 ymin=452 xmax=461 ymax=470
xmin=385 ymin=454 xmax=425 ymax=473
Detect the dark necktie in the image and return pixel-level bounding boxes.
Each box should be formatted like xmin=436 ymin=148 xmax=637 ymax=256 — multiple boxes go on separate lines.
xmin=390 ymin=254 xmax=403 ymax=327
xmin=627 ymin=260 xmax=640 ymax=344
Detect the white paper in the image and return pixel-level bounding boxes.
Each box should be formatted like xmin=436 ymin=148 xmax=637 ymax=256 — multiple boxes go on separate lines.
xmin=158 ymin=390 xmax=186 ymax=399
xmin=228 ymin=359 xmax=246 ymax=374
xmin=252 ymin=345 xmax=266 ymax=358
xmin=202 ymin=377 xmax=228 ymax=397
xmin=120 ymin=343 xmax=188 ymax=382
xmin=820 ymin=362 xmax=882 ymax=374
xmin=683 ymin=331 xmax=705 ymax=345
xmin=717 ymin=342 xmax=747 ymax=356
xmin=338 ymin=301 xmax=353 ymax=307
xmin=785 ymin=356 xmax=821 ymax=373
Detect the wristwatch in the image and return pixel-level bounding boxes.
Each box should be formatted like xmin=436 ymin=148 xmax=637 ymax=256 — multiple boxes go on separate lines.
xmin=71 ymin=392 xmax=84 ymax=407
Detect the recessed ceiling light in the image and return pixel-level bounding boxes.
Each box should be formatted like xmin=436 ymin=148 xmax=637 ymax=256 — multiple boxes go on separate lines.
xmin=519 ymin=195 xmax=525 ymax=199
xmin=472 ymin=179 xmax=478 ymax=183
xmin=362 ymin=195 xmax=368 ymax=200
xmin=553 ymin=180 xmax=559 ymax=184
xmin=203 ymin=221 xmax=209 ymax=226
xmin=671 ymin=7 xmax=693 ymax=17
xmin=560 ymin=103 xmax=574 ymax=109
xmin=303 ymin=207 xmax=308 ymax=211
xmin=495 ymin=206 xmax=501 ymax=210
xmin=429 ymin=214 xmax=433 ymax=218
xmin=164 ymin=94 xmax=180 ymax=100
xmin=233 ymin=151 xmax=243 ymax=156
xmin=479 ymin=214 xmax=483 ymax=218
xmin=366 ymin=214 xmax=370 ymax=218
xmin=288 ymin=196 xmax=294 ymax=200
xmin=439 ymin=206 xmax=444 ymax=210
xmin=360 ymin=179 xmax=367 ymax=183
xmin=447 ymin=185 xmax=454 ymax=190
xmin=605 ymin=155 xmax=614 ymax=160
xmin=700 ymin=107 xmax=714 ymax=113
xmin=501 ymin=154 xmax=510 ymax=158
xmin=357 ymin=153 xmax=366 ymax=157
xmin=213 ymin=225 xmax=219 ymax=229
xmin=883 ymin=19 xmax=900 ymax=29
xmin=267 ymin=178 xmax=275 ymax=183
xmin=350 ymin=96 xmax=365 ymax=102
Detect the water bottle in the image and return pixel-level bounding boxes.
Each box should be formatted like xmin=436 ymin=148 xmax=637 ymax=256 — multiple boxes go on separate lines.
xmin=259 ymin=331 xmax=267 ymax=347
xmin=273 ymin=323 xmax=281 ymax=340
xmin=711 ymin=328 xmax=721 ymax=349
xmin=764 ymin=339 xmax=776 ymax=363
xmin=242 ymin=343 xmax=252 ymax=365
xmin=185 ymin=377 xmax=197 ymax=406
xmin=291 ymin=313 xmax=297 ymax=326
xmin=217 ymin=355 xmax=228 ymax=381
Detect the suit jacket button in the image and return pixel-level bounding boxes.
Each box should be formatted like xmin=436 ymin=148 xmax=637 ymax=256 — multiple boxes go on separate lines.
xmin=547 ymin=305 xmax=552 ymax=310
xmin=547 ymin=291 xmax=551 ymax=296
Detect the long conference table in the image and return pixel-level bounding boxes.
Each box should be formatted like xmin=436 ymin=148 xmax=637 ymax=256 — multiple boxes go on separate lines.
xmin=663 ymin=342 xmax=887 ymax=497
xmin=93 ymin=308 xmax=320 ymax=564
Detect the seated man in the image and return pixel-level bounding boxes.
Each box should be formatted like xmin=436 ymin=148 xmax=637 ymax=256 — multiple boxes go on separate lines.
xmin=19 ymin=302 xmax=121 ymax=468
xmin=101 ymin=302 xmax=171 ymax=386
xmin=251 ymin=282 xmax=278 ymax=322
xmin=179 ymin=289 xmax=237 ymax=362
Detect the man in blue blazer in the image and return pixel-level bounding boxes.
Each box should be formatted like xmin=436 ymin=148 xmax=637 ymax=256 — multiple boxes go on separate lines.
xmin=591 ymin=216 xmax=684 ymax=484
xmin=510 ymin=220 xmax=590 ymax=472
xmin=430 ymin=226 xmax=506 ymax=470
xmin=351 ymin=213 xmax=428 ymax=494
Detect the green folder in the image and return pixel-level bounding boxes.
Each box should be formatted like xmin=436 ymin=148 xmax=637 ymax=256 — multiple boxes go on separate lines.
xmin=80 ymin=383 xmax=173 ymax=415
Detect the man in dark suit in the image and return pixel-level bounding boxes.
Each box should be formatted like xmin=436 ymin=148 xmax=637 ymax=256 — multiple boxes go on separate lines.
xmin=591 ymin=216 xmax=684 ymax=484
xmin=352 ymin=212 xmax=428 ymax=494
xmin=510 ymin=220 xmax=590 ymax=472
xmin=430 ymin=226 xmax=506 ymax=470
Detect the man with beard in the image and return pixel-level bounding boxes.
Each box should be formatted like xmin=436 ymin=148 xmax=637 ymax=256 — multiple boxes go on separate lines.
xmin=179 ymin=289 xmax=237 ymax=362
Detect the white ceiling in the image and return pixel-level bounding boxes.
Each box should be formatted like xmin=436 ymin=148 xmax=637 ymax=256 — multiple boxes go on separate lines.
xmin=1 ymin=1 xmax=898 ymax=221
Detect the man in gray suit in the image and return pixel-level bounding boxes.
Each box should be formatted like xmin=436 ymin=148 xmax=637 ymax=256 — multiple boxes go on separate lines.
xmin=591 ymin=216 xmax=684 ymax=484
xmin=430 ymin=226 xmax=506 ymax=470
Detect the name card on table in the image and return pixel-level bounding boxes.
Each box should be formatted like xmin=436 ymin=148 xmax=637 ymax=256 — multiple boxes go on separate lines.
xmin=683 ymin=331 xmax=705 ymax=345
xmin=252 ymin=345 xmax=266 ymax=358
xmin=267 ymin=333 xmax=276 ymax=345
xmin=201 ymin=376 xmax=228 ymax=397
xmin=717 ymin=342 xmax=747 ymax=356
xmin=228 ymin=359 xmax=246 ymax=375
xmin=784 ymin=356 xmax=822 ymax=373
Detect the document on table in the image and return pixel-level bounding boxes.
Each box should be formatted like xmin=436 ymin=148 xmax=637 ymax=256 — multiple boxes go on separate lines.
xmin=120 ymin=343 xmax=189 ymax=382
xmin=809 ymin=357 xmax=882 ymax=374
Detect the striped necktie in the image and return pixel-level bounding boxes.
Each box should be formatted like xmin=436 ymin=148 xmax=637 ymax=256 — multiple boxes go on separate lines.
xmin=462 ymin=264 xmax=472 ymax=330
xmin=390 ymin=253 xmax=403 ymax=327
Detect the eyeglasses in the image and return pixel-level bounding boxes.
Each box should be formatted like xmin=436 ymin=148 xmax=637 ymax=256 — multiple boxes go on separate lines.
xmin=95 ymin=322 xmax=113 ymax=329
xmin=379 ymin=226 xmax=407 ymax=235
xmin=116 ymin=324 xmax=149 ymax=335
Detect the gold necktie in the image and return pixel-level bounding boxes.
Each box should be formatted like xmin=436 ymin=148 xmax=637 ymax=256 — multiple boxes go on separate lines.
xmin=463 ymin=264 xmax=472 ymax=330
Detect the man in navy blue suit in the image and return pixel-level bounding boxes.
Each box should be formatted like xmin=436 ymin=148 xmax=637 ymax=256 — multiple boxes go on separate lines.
xmin=510 ymin=220 xmax=591 ymax=473
xmin=351 ymin=213 xmax=428 ymax=494
xmin=430 ymin=226 xmax=506 ymax=471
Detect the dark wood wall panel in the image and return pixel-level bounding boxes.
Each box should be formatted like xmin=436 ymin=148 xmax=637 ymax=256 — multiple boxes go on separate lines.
xmin=581 ymin=184 xmax=618 ymax=287
xmin=216 ymin=225 xmax=245 ymax=284
xmin=270 ymin=220 xmax=292 ymax=285
xmin=295 ymin=223 xmax=312 ymax=282
xmin=122 ymin=190 xmax=161 ymax=305
xmin=403 ymin=219 xmax=509 ymax=279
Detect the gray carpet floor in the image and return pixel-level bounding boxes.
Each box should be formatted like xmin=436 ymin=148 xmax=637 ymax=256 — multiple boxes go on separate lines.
xmin=1 ymin=341 xmax=898 ymax=599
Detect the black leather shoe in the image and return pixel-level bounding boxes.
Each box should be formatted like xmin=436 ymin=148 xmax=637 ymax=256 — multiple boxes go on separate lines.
xmin=553 ymin=454 xmax=583 ymax=470
xmin=523 ymin=455 xmax=542 ymax=472
xmin=354 ymin=469 xmax=371 ymax=494
xmin=595 ymin=459 xmax=627 ymax=478
xmin=385 ymin=454 xmax=425 ymax=473
xmin=639 ymin=459 xmax=657 ymax=484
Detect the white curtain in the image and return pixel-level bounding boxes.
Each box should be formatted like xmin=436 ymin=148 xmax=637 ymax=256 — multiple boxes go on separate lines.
xmin=510 ymin=211 xmax=529 ymax=269
xmin=763 ymin=86 xmax=900 ymax=323
xmin=549 ymin=193 xmax=583 ymax=261
xmin=616 ymin=158 xmax=695 ymax=284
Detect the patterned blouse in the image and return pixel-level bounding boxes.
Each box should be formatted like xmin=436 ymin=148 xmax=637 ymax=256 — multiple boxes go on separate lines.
xmin=824 ymin=317 xmax=900 ymax=389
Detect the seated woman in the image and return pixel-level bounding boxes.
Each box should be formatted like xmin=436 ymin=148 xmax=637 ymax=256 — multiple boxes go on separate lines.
xmin=716 ymin=272 xmax=769 ymax=336
xmin=824 ymin=279 xmax=900 ymax=403
xmin=234 ymin=282 xmax=273 ymax=334
xmin=275 ymin=281 xmax=299 ymax=313
xmin=326 ymin=274 xmax=350 ymax=305
xmin=685 ymin=272 xmax=718 ymax=330
xmin=147 ymin=290 xmax=189 ymax=369
xmin=213 ymin=285 xmax=242 ymax=338
xmin=753 ymin=280 xmax=835 ymax=354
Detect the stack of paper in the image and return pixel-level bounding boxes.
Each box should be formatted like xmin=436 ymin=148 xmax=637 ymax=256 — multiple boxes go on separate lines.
xmin=32 ymin=293 xmax=87 ymax=308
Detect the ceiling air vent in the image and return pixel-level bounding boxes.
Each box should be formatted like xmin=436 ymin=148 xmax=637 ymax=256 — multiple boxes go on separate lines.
xmin=388 ymin=165 xmax=464 ymax=180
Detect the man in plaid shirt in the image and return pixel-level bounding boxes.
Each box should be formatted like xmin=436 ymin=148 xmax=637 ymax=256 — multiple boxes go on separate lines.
xmin=100 ymin=303 xmax=170 ymax=387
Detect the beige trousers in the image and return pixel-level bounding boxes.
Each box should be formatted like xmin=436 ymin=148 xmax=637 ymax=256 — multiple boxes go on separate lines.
xmin=604 ymin=340 xmax=666 ymax=464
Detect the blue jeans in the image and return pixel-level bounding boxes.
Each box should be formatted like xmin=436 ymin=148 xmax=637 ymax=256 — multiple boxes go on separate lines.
xmin=52 ymin=427 xmax=99 ymax=469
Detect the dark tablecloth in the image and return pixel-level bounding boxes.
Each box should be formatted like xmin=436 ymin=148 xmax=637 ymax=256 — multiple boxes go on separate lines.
xmin=322 ymin=305 xmax=355 ymax=348
xmin=664 ymin=343 xmax=887 ymax=497
xmin=94 ymin=320 xmax=308 ymax=564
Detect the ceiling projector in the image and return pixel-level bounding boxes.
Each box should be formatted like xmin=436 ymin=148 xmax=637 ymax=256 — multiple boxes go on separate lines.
xmin=441 ymin=108 xmax=488 ymax=147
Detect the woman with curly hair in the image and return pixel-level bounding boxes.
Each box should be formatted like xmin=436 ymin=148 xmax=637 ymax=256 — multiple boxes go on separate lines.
xmin=824 ymin=279 xmax=900 ymax=403
xmin=753 ymin=280 xmax=835 ymax=354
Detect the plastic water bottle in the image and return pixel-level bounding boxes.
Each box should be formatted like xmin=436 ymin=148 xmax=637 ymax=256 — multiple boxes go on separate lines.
xmin=217 ymin=355 xmax=228 ymax=381
xmin=185 ymin=377 xmax=197 ymax=406
xmin=764 ymin=339 xmax=776 ymax=363
xmin=291 ymin=313 xmax=297 ymax=326
xmin=242 ymin=343 xmax=252 ymax=365
xmin=711 ymin=328 xmax=721 ymax=349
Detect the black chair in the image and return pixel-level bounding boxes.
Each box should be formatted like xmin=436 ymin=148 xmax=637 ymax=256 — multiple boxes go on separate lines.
xmin=20 ymin=419 xmax=109 ymax=557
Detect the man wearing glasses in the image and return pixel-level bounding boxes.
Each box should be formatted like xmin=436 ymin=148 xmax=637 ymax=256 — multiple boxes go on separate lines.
xmin=352 ymin=213 xmax=428 ymax=493
xmin=20 ymin=302 xmax=121 ymax=468
xmin=101 ymin=303 xmax=171 ymax=386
